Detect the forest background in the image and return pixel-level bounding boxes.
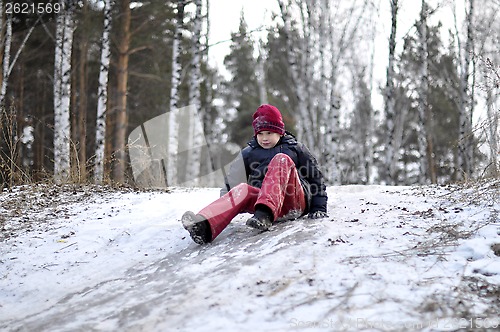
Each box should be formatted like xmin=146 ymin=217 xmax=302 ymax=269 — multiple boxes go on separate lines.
xmin=0 ymin=0 xmax=498 ymax=189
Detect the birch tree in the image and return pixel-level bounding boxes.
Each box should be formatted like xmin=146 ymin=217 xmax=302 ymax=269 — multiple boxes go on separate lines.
xmin=53 ymin=2 xmax=75 ymax=183
xmin=0 ymin=9 xmax=11 ymax=107
xmin=167 ymin=0 xmax=185 ymax=186
xmin=485 ymin=71 xmax=498 ymax=176
xmin=185 ymin=0 xmax=203 ymax=186
xmin=0 ymin=0 xmax=4 ymax=180
xmin=201 ymin=0 xmax=218 ymax=186
xmin=202 ymin=0 xmax=212 ymax=131
xmin=0 ymin=9 xmax=13 ymax=187
xmin=365 ymin=0 xmax=380 ymax=184
xmin=322 ymin=0 xmax=340 ymax=184
xmin=95 ymin=0 xmax=113 ymax=183
xmin=384 ymin=0 xmax=399 ymax=184
xmin=0 ymin=2 xmax=38 ymax=106
xmin=456 ymin=0 xmax=475 ymax=180
xmin=322 ymin=0 xmax=345 ymax=185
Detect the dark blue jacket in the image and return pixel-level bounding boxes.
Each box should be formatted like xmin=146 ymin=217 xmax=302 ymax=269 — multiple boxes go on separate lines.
xmin=223 ymin=132 xmax=328 ymax=214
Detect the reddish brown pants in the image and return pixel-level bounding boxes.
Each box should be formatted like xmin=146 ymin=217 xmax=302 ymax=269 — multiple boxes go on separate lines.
xmin=198 ymin=153 xmax=306 ymax=240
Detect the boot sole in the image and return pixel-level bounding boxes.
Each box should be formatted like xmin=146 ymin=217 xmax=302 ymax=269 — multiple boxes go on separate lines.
xmin=246 ymin=217 xmax=271 ymax=231
xmin=181 ymin=211 xmax=208 ymax=245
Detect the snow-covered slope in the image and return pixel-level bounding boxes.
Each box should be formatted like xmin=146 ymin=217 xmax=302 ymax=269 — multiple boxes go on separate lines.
xmin=1 ymin=182 xmax=499 ymax=331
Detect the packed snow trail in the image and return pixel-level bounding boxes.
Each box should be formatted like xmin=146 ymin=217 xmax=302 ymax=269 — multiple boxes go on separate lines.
xmin=0 ymin=184 xmax=499 ymax=331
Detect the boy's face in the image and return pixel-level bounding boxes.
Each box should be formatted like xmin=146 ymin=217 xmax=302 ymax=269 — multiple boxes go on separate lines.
xmin=256 ymin=131 xmax=282 ymax=149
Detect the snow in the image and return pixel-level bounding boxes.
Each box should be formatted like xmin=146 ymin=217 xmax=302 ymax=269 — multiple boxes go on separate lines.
xmin=1 ymin=182 xmax=499 ymax=331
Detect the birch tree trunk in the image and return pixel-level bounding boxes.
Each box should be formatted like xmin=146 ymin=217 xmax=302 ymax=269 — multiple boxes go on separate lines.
xmin=186 ymin=0 xmax=203 ymax=186
xmin=323 ymin=0 xmax=344 ymax=185
xmin=167 ymin=1 xmax=185 ymax=186
xmin=1 ymin=8 xmax=36 ymax=106
xmin=203 ymin=0 xmax=211 ymax=124
xmin=457 ymin=0 xmax=475 ymax=180
xmin=300 ymin=0 xmax=317 ymax=147
xmin=485 ymin=88 xmax=498 ymax=176
xmin=53 ymin=3 xmax=74 ymax=183
xmin=365 ymin=0 xmax=380 ymax=184
xmin=317 ymin=0 xmax=328 ymax=159
xmin=113 ymin=0 xmax=131 ymax=183
xmin=0 ymin=11 xmax=12 ymax=107
xmin=384 ymin=0 xmax=398 ymax=185
xmin=95 ymin=0 xmax=112 ymax=184
xmin=319 ymin=0 xmax=335 ymax=182
xmin=202 ymin=0 xmax=218 ymax=187
xmin=0 ymin=0 xmax=4 ymax=179
xmin=484 ymin=56 xmax=499 ymax=176
xmin=416 ymin=1 xmax=428 ymax=184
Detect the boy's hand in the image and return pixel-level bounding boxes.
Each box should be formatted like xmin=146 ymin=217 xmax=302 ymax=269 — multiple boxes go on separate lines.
xmin=308 ymin=211 xmax=328 ymax=219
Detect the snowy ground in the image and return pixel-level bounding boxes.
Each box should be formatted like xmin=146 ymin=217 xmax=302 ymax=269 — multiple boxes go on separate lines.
xmin=0 ymin=181 xmax=499 ymax=331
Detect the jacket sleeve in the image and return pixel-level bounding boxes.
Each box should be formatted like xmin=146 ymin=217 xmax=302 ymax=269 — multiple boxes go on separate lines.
xmin=219 ymin=148 xmax=249 ymax=196
xmin=296 ymin=143 xmax=328 ymax=213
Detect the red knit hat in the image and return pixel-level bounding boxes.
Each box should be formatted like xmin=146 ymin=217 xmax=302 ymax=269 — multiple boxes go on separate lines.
xmin=252 ymin=104 xmax=285 ymax=136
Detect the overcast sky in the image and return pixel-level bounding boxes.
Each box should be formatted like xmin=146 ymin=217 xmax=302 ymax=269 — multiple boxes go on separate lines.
xmin=207 ymin=0 xmax=279 ymax=74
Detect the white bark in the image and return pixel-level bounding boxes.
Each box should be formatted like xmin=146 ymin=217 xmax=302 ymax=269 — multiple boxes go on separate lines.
xmin=95 ymin=0 xmax=112 ymax=184
xmin=167 ymin=1 xmax=184 ymax=186
xmin=417 ymin=0 xmax=429 ymax=184
xmin=365 ymin=0 xmax=380 ymax=184
xmin=53 ymin=4 xmax=74 ymax=183
xmin=457 ymin=0 xmax=475 ymax=179
xmin=0 ymin=12 xmax=12 ymax=106
xmin=300 ymin=0 xmax=317 ymax=146
xmin=322 ymin=0 xmax=346 ymax=185
xmin=485 ymin=88 xmax=498 ymax=176
xmin=186 ymin=0 xmax=203 ymax=186
xmin=1 ymin=9 xmax=37 ymax=106
xmin=316 ymin=0 xmax=329 ymax=159
xmin=384 ymin=0 xmax=398 ymax=185
xmin=324 ymin=26 xmax=340 ymax=184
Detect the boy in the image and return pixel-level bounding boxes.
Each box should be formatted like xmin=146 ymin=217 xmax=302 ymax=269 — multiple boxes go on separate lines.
xmin=181 ymin=104 xmax=328 ymax=244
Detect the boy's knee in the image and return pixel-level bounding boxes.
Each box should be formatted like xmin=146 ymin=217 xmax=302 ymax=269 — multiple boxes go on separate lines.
xmin=233 ymin=182 xmax=251 ymax=190
xmin=230 ymin=183 xmax=259 ymax=196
